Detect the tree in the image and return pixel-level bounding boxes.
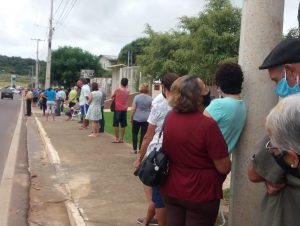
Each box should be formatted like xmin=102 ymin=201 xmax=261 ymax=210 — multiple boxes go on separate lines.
xmin=137 ymin=0 xmax=241 ymax=81
xmin=51 ymin=46 xmax=104 ymax=88
xmin=137 ymin=29 xmax=191 ymax=79
xmin=180 ymin=0 xmax=241 ymax=80
xmin=284 ymin=28 xmax=300 ymax=39
xmin=118 ymin=37 xmax=150 ymax=65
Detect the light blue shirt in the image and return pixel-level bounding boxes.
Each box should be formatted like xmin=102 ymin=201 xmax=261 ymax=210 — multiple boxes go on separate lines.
xmin=44 ymin=89 xmax=56 ymax=101
xmin=205 ymin=97 xmax=247 ymax=154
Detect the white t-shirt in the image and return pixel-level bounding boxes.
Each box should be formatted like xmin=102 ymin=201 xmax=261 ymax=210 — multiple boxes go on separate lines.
xmin=151 ymin=93 xmax=165 ymax=107
xmin=145 ymin=94 xmax=171 ymax=156
xmin=79 ymin=84 xmax=91 ymax=105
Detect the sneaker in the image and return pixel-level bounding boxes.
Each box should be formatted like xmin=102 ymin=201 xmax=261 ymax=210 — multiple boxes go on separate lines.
xmin=136 ymin=217 xmax=158 ymax=226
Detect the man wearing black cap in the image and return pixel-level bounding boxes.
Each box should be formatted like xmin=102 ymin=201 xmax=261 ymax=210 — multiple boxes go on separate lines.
xmin=259 ymin=38 xmax=300 ymax=97
xmin=247 ymin=38 xmax=300 ymax=223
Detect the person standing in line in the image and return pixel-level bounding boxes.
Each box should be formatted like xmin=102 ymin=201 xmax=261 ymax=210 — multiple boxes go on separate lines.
xmin=85 ymin=82 xmax=102 ymax=137
xmin=59 ymin=87 xmax=66 ymax=112
xmin=56 ymin=87 xmax=66 ymax=116
xmin=111 ymin=78 xmax=129 ymax=143
xmin=161 ymin=75 xmax=231 ymax=226
xmin=248 ymin=38 xmax=300 ymax=196
xmin=79 ymin=78 xmax=91 ymax=129
xmin=25 ymin=88 xmax=33 ymax=116
xmin=246 ymin=38 xmax=300 ymax=226
xmin=32 ymin=88 xmax=39 ymax=107
xmin=99 ymin=86 xmax=106 ymax=133
xmin=130 ymin=83 xmax=152 ymax=154
xmin=76 ymin=80 xmax=84 ymax=123
xmin=68 ymin=86 xmax=78 ymax=108
xmin=44 ymin=87 xmax=57 ymax=121
xmin=40 ymin=90 xmax=47 ymax=116
xmin=204 ymin=63 xmax=247 ymax=154
xmin=134 ymin=73 xmax=179 ymax=226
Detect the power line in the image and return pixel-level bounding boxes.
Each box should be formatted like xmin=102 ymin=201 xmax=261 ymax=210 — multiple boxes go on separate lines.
xmin=54 ymin=0 xmax=64 ymax=17
xmin=59 ymin=0 xmax=77 ymax=25
xmin=55 ymin=0 xmax=71 ymax=25
xmin=54 ymin=0 xmax=78 ymax=28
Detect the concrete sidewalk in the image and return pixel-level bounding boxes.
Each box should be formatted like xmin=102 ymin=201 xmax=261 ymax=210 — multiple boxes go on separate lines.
xmin=31 ymin=109 xmax=147 ymax=226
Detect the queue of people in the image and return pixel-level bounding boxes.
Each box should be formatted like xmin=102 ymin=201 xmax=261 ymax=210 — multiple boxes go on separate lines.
xmin=22 ymin=38 xmax=300 ymax=226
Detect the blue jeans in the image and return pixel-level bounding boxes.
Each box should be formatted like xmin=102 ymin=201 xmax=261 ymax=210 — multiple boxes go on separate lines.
xmin=152 ymin=186 xmax=164 ymax=208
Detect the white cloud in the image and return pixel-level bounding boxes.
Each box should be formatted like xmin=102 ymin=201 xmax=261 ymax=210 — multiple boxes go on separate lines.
xmin=0 ymin=0 xmax=298 ymax=60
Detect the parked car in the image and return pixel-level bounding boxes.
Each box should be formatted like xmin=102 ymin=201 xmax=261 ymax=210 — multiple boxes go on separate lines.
xmin=1 ymin=88 xmax=14 ymax=99
xmin=3 ymin=86 xmax=20 ymax=94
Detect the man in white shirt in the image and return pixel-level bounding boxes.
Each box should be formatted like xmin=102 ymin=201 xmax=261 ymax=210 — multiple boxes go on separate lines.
xmin=56 ymin=87 xmax=66 ymax=116
xmin=79 ymin=78 xmax=91 ymax=129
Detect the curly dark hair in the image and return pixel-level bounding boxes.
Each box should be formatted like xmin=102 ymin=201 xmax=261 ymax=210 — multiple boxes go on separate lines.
xmin=215 ymin=63 xmax=244 ymax=94
xmin=169 ymin=75 xmax=203 ymax=113
xmin=121 ymin=78 xmax=128 ymax=87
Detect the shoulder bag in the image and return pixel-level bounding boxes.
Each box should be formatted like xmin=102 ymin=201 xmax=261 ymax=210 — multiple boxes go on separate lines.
xmin=137 ymin=113 xmax=170 ymax=186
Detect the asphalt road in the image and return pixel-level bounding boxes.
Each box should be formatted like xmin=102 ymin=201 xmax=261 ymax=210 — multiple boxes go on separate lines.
xmin=0 ymin=93 xmax=29 ymax=225
xmin=0 ymin=93 xmax=22 ymax=178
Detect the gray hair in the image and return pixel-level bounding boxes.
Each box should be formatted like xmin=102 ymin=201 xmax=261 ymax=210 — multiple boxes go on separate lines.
xmin=266 ymin=94 xmax=300 ymax=154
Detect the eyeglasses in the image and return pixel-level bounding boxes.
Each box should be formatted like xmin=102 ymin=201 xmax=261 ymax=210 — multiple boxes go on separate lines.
xmin=266 ymin=140 xmax=277 ymax=152
xmin=266 ymin=140 xmax=287 ymax=158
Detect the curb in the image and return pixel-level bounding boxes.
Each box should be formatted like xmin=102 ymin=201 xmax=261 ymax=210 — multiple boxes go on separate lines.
xmin=33 ymin=114 xmax=86 ymax=226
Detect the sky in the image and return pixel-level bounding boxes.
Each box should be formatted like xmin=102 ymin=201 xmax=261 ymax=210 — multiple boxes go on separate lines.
xmin=0 ymin=0 xmax=298 ymax=60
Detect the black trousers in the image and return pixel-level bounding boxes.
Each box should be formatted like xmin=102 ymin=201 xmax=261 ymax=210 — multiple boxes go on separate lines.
xmin=26 ymin=99 xmax=32 ymax=116
xmin=99 ymin=106 xmax=105 ymax=132
xmin=132 ymin=120 xmax=148 ymax=150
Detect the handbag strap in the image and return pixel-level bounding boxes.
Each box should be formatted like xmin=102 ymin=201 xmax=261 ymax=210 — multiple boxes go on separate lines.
xmin=156 ymin=111 xmax=171 ymax=144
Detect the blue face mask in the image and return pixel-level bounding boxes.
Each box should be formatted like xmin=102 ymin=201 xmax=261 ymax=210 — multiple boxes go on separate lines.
xmin=274 ymin=70 xmax=300 ymax=97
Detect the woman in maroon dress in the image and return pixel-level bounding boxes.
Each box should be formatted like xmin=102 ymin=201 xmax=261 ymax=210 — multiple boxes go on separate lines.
xmin=161 ymin=75 xmax=231 ymax=226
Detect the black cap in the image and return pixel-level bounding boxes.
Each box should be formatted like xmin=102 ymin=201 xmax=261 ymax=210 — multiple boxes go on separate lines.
xmin=259 ymin=38 xmax=300 ymax=70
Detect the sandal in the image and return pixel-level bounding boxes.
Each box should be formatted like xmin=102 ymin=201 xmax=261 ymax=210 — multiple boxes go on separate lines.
xmin=79 ymin=126 xmax=88 ymax=130
xmin=112 ymin=140 xmax=121 ymax=143
xmin=89 ymin=134 xmax=97 ymax=137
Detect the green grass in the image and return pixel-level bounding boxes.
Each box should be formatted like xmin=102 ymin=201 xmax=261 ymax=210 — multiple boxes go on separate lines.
xmin=104 ymin=111 xmax=133 ymax=144
xmin=223 ymin=188 xmax=230 ymax=201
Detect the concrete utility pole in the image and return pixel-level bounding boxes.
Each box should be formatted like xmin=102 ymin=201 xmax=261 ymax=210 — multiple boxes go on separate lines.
xmin=45 ymin=0 xmax=54 ymax=89
xmin=229 ymin=1 xmax=285 ymax=226
xmin=31 ymin=38 xmax=44 ymax=88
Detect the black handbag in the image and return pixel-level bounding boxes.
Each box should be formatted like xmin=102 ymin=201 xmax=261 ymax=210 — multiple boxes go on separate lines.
xmin=137 ymin=113 xmax=170 ymax=186
xmin=110 ymin=99 xmax=115 ymax=112
xmin=138 ymin=146 xmax=169 ymax=186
